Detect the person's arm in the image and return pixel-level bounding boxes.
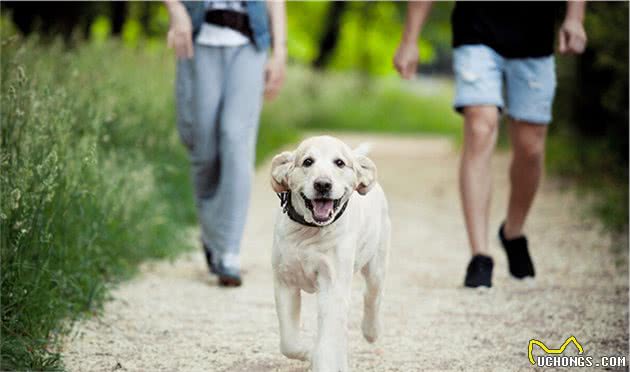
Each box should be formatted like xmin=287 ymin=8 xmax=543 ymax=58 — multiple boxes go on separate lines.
xmin=264 ymin=0 xmax=287 ymax=101
xmin=558 ymin=0 xmax=587 ymax=55
xmin=393 ymin=1 xmax=433 ymax=80
xmin=164 ymin=0 xmax=194 ymax=59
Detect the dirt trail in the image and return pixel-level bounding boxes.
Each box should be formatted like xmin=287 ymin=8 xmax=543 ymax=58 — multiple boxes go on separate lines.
xmin=63 ymin=134 xmax=628 ymax=371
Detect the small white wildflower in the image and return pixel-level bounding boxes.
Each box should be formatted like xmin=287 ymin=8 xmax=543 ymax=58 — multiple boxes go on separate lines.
xmin=10 ymin=189 xmax=21 ymax=209
xmin=17 ymin=65 xmax=26 ymax=82
xmin=44 ymin=191 xmax=55 ymax=203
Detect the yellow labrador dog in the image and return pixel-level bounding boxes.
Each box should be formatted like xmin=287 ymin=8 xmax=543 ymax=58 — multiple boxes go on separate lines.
xmin=270 ymin=136 xmax=390 ymax=371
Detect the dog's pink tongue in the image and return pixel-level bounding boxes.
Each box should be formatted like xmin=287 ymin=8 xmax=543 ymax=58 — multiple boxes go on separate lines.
xmin=312 ymin=199 xmax=334 ymax=220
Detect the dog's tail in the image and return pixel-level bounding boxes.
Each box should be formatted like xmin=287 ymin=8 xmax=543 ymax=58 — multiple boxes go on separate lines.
xmin=354 ymin=143 xmax=372 ymax=157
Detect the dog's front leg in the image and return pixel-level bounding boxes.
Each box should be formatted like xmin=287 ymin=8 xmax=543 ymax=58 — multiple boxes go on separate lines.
xmin=312 ymin=272 xmax=352 ymax=371
xmin=274 ymin=277 xmax=309 ymax=361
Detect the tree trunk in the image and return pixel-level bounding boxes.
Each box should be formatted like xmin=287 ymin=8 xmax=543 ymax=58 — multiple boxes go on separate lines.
xmin=111 ymin=1 xmax=127 ymax=36
xmin=312 ymin=1 xmax=347 ymax=69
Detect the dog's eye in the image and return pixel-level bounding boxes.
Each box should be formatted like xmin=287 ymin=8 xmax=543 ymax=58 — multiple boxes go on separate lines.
xmin=302 ymin=158 xmax=314 ymax=167
xmin=334 ymin=159 xmax=345 ymax=168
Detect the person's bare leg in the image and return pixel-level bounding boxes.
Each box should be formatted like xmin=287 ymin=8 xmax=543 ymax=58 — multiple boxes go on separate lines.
xmin=459 ymin=106 xmax=500 ymax=256
xmin=503 ymin=120 xmax=548 ymax=239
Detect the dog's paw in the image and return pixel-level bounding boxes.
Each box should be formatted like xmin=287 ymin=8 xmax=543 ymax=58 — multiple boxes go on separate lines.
xmin=361 ymin=316 xmax=381 ymax=343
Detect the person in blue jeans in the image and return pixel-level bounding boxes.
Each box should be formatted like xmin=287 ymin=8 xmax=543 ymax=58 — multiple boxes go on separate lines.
xmin=394 ymin=1 xmax=587 ymax=287
xmin=165 ymin=0 xmax=286 ymax=286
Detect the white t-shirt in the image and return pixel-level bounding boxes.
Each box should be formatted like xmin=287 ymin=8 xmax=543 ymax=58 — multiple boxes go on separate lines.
xmin=196 ymin=1 xmax=250 ymax=47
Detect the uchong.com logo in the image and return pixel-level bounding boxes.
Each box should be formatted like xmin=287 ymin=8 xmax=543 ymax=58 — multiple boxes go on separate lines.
xmin=528 ymin=336 xmax=627 ymax=368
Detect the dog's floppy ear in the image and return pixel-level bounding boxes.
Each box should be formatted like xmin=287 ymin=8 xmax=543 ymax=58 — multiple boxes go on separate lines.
xmin=353 ymin=145 xmax=377 ymax=195
xmin=270 ymin=151 xmax=294 ymax=193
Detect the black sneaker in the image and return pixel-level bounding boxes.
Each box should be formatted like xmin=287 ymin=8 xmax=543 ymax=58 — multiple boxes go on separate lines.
xmin=464 ymin=254 xmax=494 ymax=288
xmin=498 ymin=223 xmax=535 ymax=279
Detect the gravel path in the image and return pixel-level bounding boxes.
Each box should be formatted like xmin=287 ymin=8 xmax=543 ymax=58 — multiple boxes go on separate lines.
xmin=62 ymin=134 xmax=628 ymax=371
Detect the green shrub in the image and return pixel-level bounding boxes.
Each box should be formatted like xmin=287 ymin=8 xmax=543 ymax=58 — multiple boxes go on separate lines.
xmin=0 ymin=37 xmax=194 ymax=370
xmin=550 ymin=2 xmax=629 ymax=235
xmin=263 ymin=67 xmax=461 ymax=137
xmin=0 ymin=31 xmax=302 ymax=369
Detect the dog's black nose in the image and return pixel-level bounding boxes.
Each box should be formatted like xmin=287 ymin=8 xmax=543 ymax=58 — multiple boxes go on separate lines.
xmin=314 ymin=179 xmax=332 ymax=194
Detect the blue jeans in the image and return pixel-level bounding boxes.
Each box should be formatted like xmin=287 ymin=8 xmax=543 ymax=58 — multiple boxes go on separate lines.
xmin=176 ymin=43 xmax=266 ymax=260
xmin=453 ymin=44 xmax=557 ymax=124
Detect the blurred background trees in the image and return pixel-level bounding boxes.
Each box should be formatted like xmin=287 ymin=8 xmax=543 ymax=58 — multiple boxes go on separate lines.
xmin=1 ymin=1 xmax=455 ymax=73
xmin=7 ymin=0 xmax=622 ymax=222
xmin=1 ymin=0 xmax=626 ymax=235
xmin=550 ymin=1 xmax=628 ymax=232
xmin=1 ymin=0 xmax=627 ymax=254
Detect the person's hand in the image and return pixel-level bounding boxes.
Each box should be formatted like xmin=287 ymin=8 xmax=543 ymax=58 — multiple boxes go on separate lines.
xmin=264 ymin=49 xmax=287 ymax=101
xmin=393 ymin=41 xmax=419 ymax=79
xmin=558 ymin=19 xmax=587 ymax=55
xmin=166 ymin=1 xmax=194 ymax=59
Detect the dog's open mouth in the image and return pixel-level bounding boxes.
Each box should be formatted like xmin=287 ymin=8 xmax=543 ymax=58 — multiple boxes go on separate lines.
xmin=300 ymin=192 xmax=342 ymax=223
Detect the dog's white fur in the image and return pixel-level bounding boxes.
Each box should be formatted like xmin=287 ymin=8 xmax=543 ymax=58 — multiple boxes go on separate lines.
xmin=270 ymin=136 xmax=390 ymax=371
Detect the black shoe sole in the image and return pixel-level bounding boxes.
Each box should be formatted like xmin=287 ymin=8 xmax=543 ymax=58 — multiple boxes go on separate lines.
xmin=464 ymin=280 xmax=492 ymax=288
xmin=464 ymin=281 xmax=492 ymax=288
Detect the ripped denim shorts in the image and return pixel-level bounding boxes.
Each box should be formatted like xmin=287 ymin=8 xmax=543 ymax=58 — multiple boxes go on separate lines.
xmin=453 ymin=44 xmax=556 ymax=125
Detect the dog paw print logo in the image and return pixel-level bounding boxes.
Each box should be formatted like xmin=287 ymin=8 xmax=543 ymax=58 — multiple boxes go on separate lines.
xmin=528 ymin=336 xmax=584 ymax=365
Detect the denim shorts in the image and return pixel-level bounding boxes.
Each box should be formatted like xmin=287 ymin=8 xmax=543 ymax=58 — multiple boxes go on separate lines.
xmin=453 ymin=44 xmax=557 ymax=124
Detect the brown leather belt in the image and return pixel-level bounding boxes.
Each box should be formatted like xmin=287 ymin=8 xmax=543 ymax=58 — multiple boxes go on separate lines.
xmin=204 ymin=9 xmax=253 ymax=40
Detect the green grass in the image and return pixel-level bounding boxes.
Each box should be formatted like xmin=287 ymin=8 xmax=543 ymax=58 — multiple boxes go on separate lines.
xmin=0 ymin=37 xmax=192 ymax=370
xmin=264 ymin=67 xmax=462 ymax=137
xmin=0 ymin=35 xmax=297 ymax=370
xmin=546 ymin=134 xmax=629 ymax=244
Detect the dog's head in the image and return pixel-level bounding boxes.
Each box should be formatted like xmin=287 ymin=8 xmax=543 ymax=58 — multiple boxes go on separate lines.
xmin=270 ymin=136 xmax=377 ymax=226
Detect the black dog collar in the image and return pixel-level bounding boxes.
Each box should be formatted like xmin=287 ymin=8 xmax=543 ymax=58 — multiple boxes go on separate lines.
xmin=277 ymin=191 xmax=348 ymax=228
